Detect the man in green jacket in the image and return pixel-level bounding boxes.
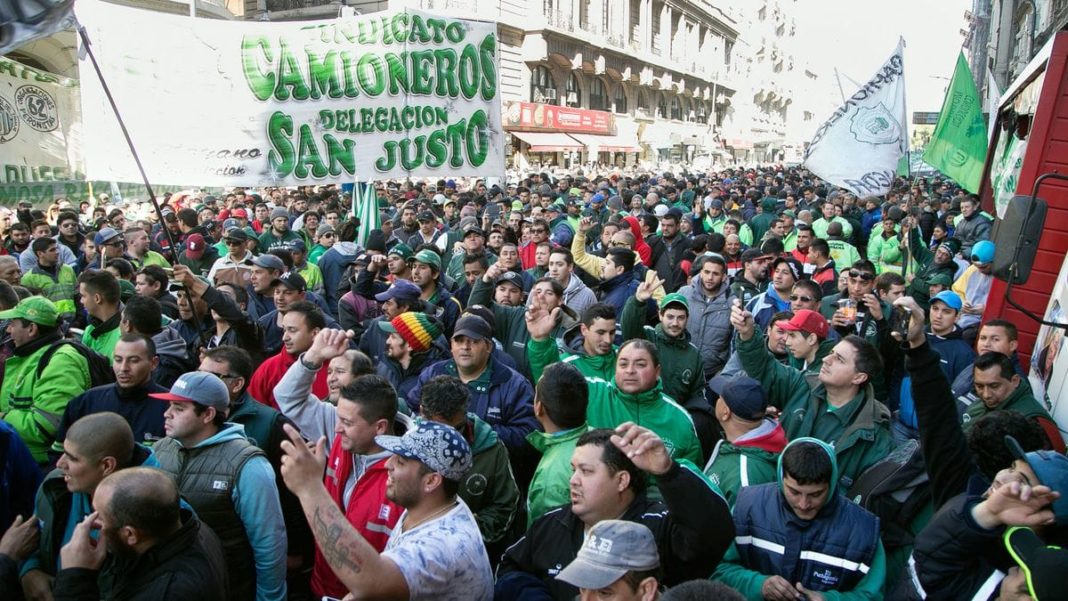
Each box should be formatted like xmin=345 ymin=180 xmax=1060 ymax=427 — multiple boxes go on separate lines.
xmin=20 ymin=237 xmax=77 ymax=319
xmin=527 ymin=308 xmax=703 ymax=467
xmin=527 ymin=362 xmax=590 ymax=526
xmin=78 ymin=269 xmax=123 ymax=362
xmin=961 ymin=351 xmax=1065 ymax=452
xmin=703 ymin=374 xmax=787 ymax=507
xmin=553 ymin=303 xmax=619 ymax=383
xmin=731 ymin=301 xmax=893 ymax=489
xmin=0 ymin=297 xmax=91 ymax=464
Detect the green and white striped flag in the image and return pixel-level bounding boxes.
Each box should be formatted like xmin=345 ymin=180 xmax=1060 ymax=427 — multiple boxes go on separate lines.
xmin=354 ymin=180 xmax=380 ymax=249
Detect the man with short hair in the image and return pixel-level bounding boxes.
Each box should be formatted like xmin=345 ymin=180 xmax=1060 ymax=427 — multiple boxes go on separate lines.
xmin=447 ymin=223 xmax=498 ymax=284
xmin=555 ymin=520 xmax=663 ymax=601
xmin=747 ymin=257 xmax=800 ymax=330
xmin=408 ymin=314 xmax=536 ymax=455
xmin=820 ymin=260 xmax=885 ymax=344
xmin=208 ymin=227 xmax=256 ymax=287
xmin=952 ymin=319 xmax=1028 ymax=400
xmin=246 ymin=253 xmax=286 ymax=320
xmin=549 ymin=303 xmax=619 ymax=383
xmin=152 ymin=372 xmax=287 ymax=601
xmin=78 ymin=269 xmax=123 ymax=361
xmin=21 ymin=413 xmax=157 ymax=599
xmin=526 ymin=362 xmax=590 ymax=526
xmin=258 ymin=272 xmax=341 ymax=356
xmin=135 ymin=265 xmax=179 ymax=319
xmin=248 ymin=301 xmax=330 ymax=410
xmin=961 ymin=352 xmax=1065 ymax=452
xmin=21 ymin=237 xmax=78 ymax=318
xmin=678 ymin=254 xmax=735 ymax=379
xmin=730 ymin=249 xmax=771 ymax=307
xmin=954 ymin=195 xmax=993 ymax=256
xmin=713 ymin=438 xmax=886 ymax=599
xmin=51 ymin=467 xmax=228 ymax=601
xmin=356 ymin=278 xmax=423 ymax=361
xmin=0 ymin=297 xmax=91 ymax=465
xmin=547 ymin=248 xmax=596 ymax=315
xmin=0 ymin=256 xmax=20 ymax=287
xmin=497 ymin=425 xmax=732 ymax=599
xmin=806 ymin=238 xmax=838 ymax=297
xmin=280 ymin=419 xmax=494 ymax=600
xmin=732 ymin=301 xmax=893 ymax=485
xmin=52 ymin=334 xmax=168 ymax=456
xmin=123 ymin=227 xmax=168 ymax=271
xmin=703 ymin=375 xmax=787 ymax=507
xmin=19 ymin=220 xmax=78 ymax=273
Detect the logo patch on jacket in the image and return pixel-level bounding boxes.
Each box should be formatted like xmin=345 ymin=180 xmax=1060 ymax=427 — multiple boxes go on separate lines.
xmin=212 ymin=480 xmax=230 ymax=491
xmin=378 ymin=504 xmax=391 ymax=521
xmin=812 ymin=568 xmax=840 ymax=587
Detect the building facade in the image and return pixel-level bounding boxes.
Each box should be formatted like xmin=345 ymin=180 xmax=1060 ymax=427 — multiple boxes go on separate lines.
xmin=971 ymin=0 xmax=1068 ymax=97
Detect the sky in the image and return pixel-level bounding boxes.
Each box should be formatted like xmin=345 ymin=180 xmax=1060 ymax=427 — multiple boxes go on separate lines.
xmin=793 ymin=0 xmax=972 ymax=114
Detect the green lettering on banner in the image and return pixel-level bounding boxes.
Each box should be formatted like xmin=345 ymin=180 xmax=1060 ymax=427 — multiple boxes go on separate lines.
xmin=308 ymin=49 xmax=343 ymax=99
xmin=241 ymin=36 xmax=276 ymax=101
xmin=357 ymin=53 xmax=387 ymax=96
xmin=445 ymin=21 xmax=465 ymax=43
xmin=425 ymin=129 xmax=448 ymax=168
xmin=390 ymin=13 xmax=409 ymax=43
xmin=409 ymin=15 xmax=430 ymax=44
xmin=399 ymin=137 xmax=424 ymax=170
xmin=324 ymin=135 xmax=357 ymax=175
xmin=385 ymin=52 xmax=410 ymax=95
xmin=458 ymin=44 xmax=480 ymax=100
xmin=410 ymin=50 xmax=434 ymax=95
xmin=295 ymin=124 xmax=328 ymax=178
xmin=376 ymin=141 xmax=398 ymax=171
xmin=276 ymin=39 xmax=311 ymax=100
xmin=466 ymin=109 xmax=490 ymax=166
xmin=267 ymin=111 xmax=296 ymax=176
xmin=479 ymin=34 xmax=497 ymax=100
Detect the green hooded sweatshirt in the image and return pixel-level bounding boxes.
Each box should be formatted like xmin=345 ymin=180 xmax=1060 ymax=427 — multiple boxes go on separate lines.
xmin=621 ymin=296 xmax=705 ymax=408
xmin=962 ymin=382 xmax=1055 ymax=432
xmin=462 ymin=414 xmax=521 ymax=545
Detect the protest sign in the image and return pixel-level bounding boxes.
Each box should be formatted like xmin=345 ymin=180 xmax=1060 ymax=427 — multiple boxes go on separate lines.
xmin=0 ymin=56 xmax=83 ymax=190
xmin=804 ymin=39 xmax=908 ymax=197
xmin=76 ymin=2 xmax=503 ymax=186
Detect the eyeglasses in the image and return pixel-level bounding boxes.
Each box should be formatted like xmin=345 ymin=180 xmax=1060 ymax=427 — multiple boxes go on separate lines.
xmin=848 ymin=270 xmax=874 ymax=282
xmin=790 ymin=295 xmax=814 ymax=303
xmin=201 ymin=371 xmax=239 ymax=381
xmin=60 ymin=222 xmax=78 ymax=228
xmin=226 ymin=240 xmax=245 ymax=246
xmin=531 ymin=228 xmax=547 ymax=234
xmin=321 ymin=233 xmax=335 ymax=238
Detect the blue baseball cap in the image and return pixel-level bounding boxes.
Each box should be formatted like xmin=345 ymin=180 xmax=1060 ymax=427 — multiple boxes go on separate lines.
xmin=708 ymin=374 xmax=768 ymax=421
xmin=931 ymin=290 xmax=963 ymax=312
xmin=374 ymin=279 xmax=421 ymax=303
xmin=1006 ymin=435 xmax=1068 ymax=525
xmin=150 ymin=371 xmax=230 ymax=413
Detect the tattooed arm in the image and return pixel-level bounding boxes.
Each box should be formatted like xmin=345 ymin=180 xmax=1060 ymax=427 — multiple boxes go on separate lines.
xmin=279 ymin=425 xmax=409 ymax=600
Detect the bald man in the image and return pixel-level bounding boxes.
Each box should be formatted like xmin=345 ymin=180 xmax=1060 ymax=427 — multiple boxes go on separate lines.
xmin=53 ymin=467 xmax=228 ymax=600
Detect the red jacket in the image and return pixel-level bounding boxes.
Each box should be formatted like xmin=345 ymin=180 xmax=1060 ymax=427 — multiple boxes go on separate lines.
xmin=311 ymin=438 xmax=400 ymax=598
xmin=248 ymin=351 xmax=330 ymax=410
xmin=622 ymin=216 xmax=653 ymax=267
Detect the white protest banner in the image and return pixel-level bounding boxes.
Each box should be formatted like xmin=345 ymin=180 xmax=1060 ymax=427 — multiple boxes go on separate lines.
xmin=0 ymin=57 xmax=83 ymax=196
xmin=76 ymin=1 xmax=503 ymax=186
xmin=804 ymin=39 xmax=907 ymax=197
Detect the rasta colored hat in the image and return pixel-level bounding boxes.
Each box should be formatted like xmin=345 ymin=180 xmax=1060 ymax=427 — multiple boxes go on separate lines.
xmin=378 ymin=312 xmax=442 ymax=354
xmin=0 ymin=296 xmax=58 ymax=327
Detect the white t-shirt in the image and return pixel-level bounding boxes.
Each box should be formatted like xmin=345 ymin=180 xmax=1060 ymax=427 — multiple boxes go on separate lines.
xmin=382 ymin=499 xmax=493 ymax=601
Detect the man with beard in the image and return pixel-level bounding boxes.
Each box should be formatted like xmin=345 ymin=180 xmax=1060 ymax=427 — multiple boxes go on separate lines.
xmin=729 ymin=249 xmax=771 ymax=307
xmin=678 ymin=254 xmax=735 ymax=380
xmin=258 ymin=208 xmax=301 ymax=254
xmin=152 ymin=372 xmax=286 ymax=601
xmin=22 ymin=413 xmax=162 ymax=601
xmin=747 ymin=257 xmax=800 ymax=331
xmin=376 ymin=312 xmax=447 ymax=400
xmin=546 ymin=248 xmax=596 ymax=315
xmin=50 ymin=467 xmax=228 ymax=601
xmin=280 ymin=419 xmax=492 ymax=600
xmin=408 ymin=249 xmax=461 ymax=337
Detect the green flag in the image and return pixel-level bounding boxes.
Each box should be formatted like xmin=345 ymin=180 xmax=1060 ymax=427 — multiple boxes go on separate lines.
xmin=923 ymin=52 xmax=988 ymax=193
xmin=354 ymin=180 xmax=380 ymax=249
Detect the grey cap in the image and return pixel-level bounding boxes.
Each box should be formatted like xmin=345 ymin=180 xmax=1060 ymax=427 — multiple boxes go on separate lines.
xmin=556 ymin=520 xmax=660 ymax=589
xmin=252 ymin=254 xmax=286 ymax=272
xmin=270 ymin=208 xmax=289 ymax=221
xmin=149 ymin=371 xmax=230 ymax=413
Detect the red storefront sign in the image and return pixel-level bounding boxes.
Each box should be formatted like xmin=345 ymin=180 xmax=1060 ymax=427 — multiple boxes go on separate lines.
xmin=504 ymin=101 xmax=616 ymax=135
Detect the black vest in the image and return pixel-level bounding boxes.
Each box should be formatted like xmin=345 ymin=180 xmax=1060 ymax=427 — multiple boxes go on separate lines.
xmin=154 ymin=435 xmax=264 ymax=601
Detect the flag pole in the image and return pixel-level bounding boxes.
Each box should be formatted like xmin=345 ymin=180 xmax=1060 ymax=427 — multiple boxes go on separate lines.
xmin=833 ymin=68 xmax=848 ymax=104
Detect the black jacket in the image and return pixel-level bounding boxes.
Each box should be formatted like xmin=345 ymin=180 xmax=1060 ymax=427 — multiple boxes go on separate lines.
xmin=495 ymin=461 xmax=733 ymax=600
xmin=53 ymin=509 xmax=229 ymax=601
xmin=907 ymin=341 xmax=984 ymax=509
xmin=53 ymin=382 xmax=169 ymax=462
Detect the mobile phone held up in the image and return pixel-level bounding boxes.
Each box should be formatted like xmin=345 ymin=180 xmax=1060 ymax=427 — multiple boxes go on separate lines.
xmin=888 ymin=305 xmax=911 ymax=341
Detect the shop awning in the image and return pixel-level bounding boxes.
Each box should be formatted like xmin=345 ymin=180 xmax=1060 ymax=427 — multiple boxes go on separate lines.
xmin=509 ymin=131 xmax=584 ymax=152
xmin=568 ymin=132 xmax=641 ymax=153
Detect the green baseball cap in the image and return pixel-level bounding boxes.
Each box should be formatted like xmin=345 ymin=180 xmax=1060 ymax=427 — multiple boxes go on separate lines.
xmin=659 ymin=292 xmax=689 ymax=312
xmin=389 ymin=243 xmax=414 ymax=261
xmin=0 ymin=296 xmax=59 ymax=327
xmin=412 ymin=249 xmax=442 ymax=271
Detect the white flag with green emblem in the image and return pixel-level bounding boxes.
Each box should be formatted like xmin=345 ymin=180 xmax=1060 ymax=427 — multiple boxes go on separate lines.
xmin=804 ymin=38 xmax=908 ymax=197
xmin=354 ymin=180 xmax=380 ymax=249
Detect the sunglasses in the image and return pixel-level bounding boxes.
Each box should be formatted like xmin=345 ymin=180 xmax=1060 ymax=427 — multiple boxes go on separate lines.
xmin=226 ymin=240 xmax=245 ymax=246
xmin=321 ymin=233 xmax=336 ymax=238
xmin=531 ymin=228 xmax=547 ymax=234
xmin=790 ymin=295 xmax=814 ymax=303
xmin=848 ymin=270 xmax=875 ymax=282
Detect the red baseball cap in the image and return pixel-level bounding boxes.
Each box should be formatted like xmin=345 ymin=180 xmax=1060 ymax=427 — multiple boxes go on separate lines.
xmin=232 ymin=208 xmax=248 ymax=219
xmin=775 ymin=309 xmax=829 ymax=339
xmin=185 ymin=234 xmax=206 ymax=260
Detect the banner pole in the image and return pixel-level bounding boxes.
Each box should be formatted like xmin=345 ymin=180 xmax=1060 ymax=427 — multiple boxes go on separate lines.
xmin=77 ymin=24 xmax=204 ymax=339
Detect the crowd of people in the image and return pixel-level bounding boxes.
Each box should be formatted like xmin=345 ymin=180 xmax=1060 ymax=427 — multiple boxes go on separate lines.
xmin=0 ymin=165 xmax=1065 ymax=601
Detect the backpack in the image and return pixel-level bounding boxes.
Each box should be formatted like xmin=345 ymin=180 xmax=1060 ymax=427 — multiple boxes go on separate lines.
xmin=36 ymin=339 xmax=116 ymax=388
xmin=847 ymin=439 xmax=931 ymax=549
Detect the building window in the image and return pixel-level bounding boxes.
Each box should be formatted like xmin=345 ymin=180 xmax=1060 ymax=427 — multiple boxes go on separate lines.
xmin=670 ymin=96 xmax=682 ymax=120
xmin=589 ymin=79 xmax=608 ymax=110
xmin=657 ymin=95 xmax=668 ymax=118
xmin=530 ymin=65 xmax=556 ymax=103
xmin=566 ymin=73 xmax=582 ymax=108
xmin=696 ymin=103 xmax=707 ymax=124
xmin=614 ymin=85 xmax=628 ymax=114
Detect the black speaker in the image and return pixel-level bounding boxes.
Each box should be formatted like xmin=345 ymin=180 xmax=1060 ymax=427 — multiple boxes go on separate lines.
xmin=992 ymin=194 xmax=1047 ymax=284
